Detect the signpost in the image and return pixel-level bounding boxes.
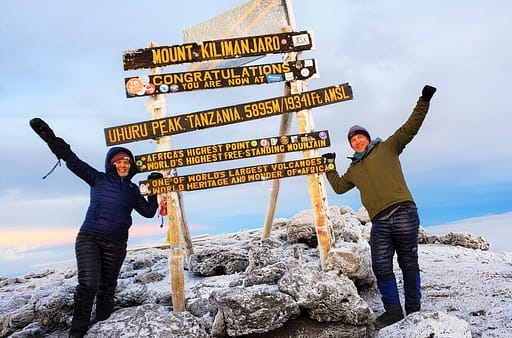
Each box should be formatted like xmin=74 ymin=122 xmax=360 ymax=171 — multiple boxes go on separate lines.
xmin=105 ymin=83 xmax=352 ymax=146
xmin=123 ymin=31 xmax=313 ymax=70
xmin=124 ymin=59 xmax=318 ymax=98
xmin=115 ymin=0 xmax=353 ymax=313
xmin=134 ymin=130 xmax=330 ymax=172
xmin=143 ymin=43 xmax=188 ymax=312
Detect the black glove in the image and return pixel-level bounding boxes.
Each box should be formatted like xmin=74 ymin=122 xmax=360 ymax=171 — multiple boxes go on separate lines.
xmin=147 ymin=193 xmax=158 ymax=204
xmin=322 ymin=152 xmax=336 ymax=164
xmin=148 ymin=172 xmax=164 ymax=180
xmin=148 ymin=171 xmax=164 ymax=204
xmin=421 ymin=85 xmax=436 ymax=102
xmin=30 ymin=118 xmax=56 ymax=143
xmin=147 ymin=173 xmax=164 ymax=203
xmin=48 ymin=137 xmax=71 ymax=160
xmin=30 ymin=118 xmax=71 ymax=160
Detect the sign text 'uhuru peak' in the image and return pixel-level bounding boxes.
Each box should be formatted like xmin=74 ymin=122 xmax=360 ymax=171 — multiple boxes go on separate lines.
xmin=105 ymin=83 xmax=352 ymax=146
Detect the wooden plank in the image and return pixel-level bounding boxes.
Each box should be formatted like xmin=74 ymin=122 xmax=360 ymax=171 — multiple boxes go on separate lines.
xmin=123 ymin=31 xmax=313 ymax=70
xmin=124 ymin=59 xmax=317 ymax=98
xmin=105 ymin=83 xmax=353 ymax=146
xmin=138 ymin=157 xmax=335 ymax=194
xmin=134 ymin=130 xmax=330 ymax=172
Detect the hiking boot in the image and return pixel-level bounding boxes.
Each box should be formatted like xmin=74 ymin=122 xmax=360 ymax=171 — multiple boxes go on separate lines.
xmin=405 ymin=302 xmax=421 ymax=315
xmin=375 ymin=304 xmax=404 ymax=329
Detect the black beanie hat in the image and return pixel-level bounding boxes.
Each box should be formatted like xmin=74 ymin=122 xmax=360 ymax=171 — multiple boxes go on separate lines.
xmin=347 ymin=125 xmax=371 ymax=143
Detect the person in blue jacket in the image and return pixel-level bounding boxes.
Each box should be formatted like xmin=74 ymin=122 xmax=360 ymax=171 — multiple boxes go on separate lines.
xmin=30 ymin=118 xmax=161 ymax=338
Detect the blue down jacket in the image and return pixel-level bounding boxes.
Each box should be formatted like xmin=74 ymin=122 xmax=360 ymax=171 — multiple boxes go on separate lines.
xmin=65 ymin=147 xmax=158 ymax=241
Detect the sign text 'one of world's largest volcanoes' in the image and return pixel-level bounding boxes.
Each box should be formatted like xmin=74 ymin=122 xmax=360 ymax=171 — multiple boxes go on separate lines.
xmin=139 ymin=157 xmax=335 ymax=194
xmin=105 ymin=83 xmax=353 ymax=146
xmin=124 ymin=59 xmax=317 ymax=98
xmin=122 ymin=31 xmax=313 ymax=71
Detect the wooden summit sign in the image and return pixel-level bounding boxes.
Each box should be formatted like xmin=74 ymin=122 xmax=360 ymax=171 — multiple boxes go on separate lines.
xmin=124 ymin=59 xmax=317 ymax=98
xmin=123 ymin=31 xmax=313 ymax=71
xmin=139 ymin=157 xmax=335 ymax=194
xmin=105 ymin=83 xmax=352 ymax=146
xmin=134 ymin=130 xmax=331 ymax=172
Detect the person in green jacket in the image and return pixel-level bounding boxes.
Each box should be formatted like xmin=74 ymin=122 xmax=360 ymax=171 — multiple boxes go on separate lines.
xmin=322 ymin=85 xmax=436 ymax=329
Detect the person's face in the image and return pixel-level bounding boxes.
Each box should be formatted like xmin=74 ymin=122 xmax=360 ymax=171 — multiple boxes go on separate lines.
xmin=113 ymin=159 xmax=131 ymax=177
xmin=350 ymin=134 xmax=370 ymax=153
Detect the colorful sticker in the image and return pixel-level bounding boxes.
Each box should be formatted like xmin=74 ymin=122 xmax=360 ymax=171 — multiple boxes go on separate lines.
xmin=126 ymin=78 xmax=144 ymax=95
xmin=292 ymin=33 xmax=311 ymax=47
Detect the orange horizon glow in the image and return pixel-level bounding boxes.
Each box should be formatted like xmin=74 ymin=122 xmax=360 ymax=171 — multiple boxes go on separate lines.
xmin=0 ymin=223 xmax=209 ymax=248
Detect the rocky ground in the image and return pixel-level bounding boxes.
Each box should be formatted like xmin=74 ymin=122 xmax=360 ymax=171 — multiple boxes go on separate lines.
xmin=1 ymin=206 xmax=511 ymax=337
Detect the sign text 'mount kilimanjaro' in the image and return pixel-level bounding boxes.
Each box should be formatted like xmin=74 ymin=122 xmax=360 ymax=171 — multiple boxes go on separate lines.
xmin=122 ymin=31 xmax=313 ymax=71
xmin=135 ymin=130 xmax=330 ymax=172
xmin=139 ymin=157 xmax=335 ymax=194
xmin=105 ymin=83 xmax=352 ymax=146
xmin=124 ymin=59 xmax=317 ymax=98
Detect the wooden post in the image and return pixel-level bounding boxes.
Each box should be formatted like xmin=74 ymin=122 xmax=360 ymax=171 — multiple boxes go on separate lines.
xmin=261 ymin=81 xmax=292 ymax=239
xmin=165 ymin=190 xmax=185 ymax=311
xmin=261 ymin=25 xmax=296 ymax=240
xmin=291 ymin=79 xmax=333 ymax=270
xmin=146 ymin=42 xmax=188 ymax=311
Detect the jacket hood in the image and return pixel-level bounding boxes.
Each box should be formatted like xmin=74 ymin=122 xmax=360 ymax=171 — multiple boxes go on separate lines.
xmin=105 ymin=146 xmax=136 ymax=179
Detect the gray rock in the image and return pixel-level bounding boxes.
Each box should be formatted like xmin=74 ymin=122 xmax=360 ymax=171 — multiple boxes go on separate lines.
xmin=85 ymin=303 xmax=209 ymax=338
xmin=2 ymin=208 xmax=504 ymax=338
xmin=7 ymin=322 xmax=44 ymax=338
xmin=356 ymin=206 xmax=371 ymax=224
xmin=243 ymin=243 xmax=286 ymax=286
xmin=209 ymin=284 xmax=300 ymax=336
xmin=277 ymin=260 xmax=372 ymax=324
xmin=325 ymin=243 xmax=374 ymax=287
xmin=419 ymin=230 xmax=490 ymax=250
xmin=286 ymin=209 xmax=319 ymax=246
xmin=188 ymin=247 xmax=249 ymax=276
xmin=377 ymin=311 xmax=472 ymax=338
xmin=0 ymin=273 xmax=75 ymax=337
xmin=442 ymin=232 xmax=490 ymax=250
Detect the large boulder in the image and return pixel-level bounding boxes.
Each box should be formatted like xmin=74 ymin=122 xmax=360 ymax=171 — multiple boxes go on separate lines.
xmin=277 ymin=260 xmax=372 ymax=324
xmin=209 ymin=284 xmax=300 ymax=337
xmin=85 ymin=303 xmax=209 ymax=338
xmin=188 ymin=247 xmax=249 ymax=276
xmin=377 ymin=311 xmax=471 ymax=338
xmin=325 ymin=242 xmax=374 ymax=287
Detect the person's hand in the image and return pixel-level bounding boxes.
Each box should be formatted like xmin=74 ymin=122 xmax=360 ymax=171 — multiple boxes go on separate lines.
xmin=30 ymin=118 xmax=56 ymax=143
xmin=421 ymin=85 xmax=436 ymax=102
xmin=322 ymin=152 xmax=336 ymax=164
xmin=47 ymin=137 xmax=71 ymax=160
xmin=148 ymin=172 xmax=164 ymax=180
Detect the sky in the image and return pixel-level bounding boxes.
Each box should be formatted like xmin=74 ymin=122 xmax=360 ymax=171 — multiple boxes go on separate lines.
xmin=1 ymin=0 xmax=511 ymax=275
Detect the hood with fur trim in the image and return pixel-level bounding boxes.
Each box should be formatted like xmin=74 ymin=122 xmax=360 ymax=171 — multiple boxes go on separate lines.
xmin=105 ymin=147 xmax=136 ymax=179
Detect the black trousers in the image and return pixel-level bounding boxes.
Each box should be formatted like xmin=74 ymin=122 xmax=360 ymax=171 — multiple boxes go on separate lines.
xmin=370 ymin=205 xmax=421 ymax=312
xmin=70 ymin=232 xmax=127 ymax=337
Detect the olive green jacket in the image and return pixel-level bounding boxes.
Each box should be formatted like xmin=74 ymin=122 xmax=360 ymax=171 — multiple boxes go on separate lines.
xmin=326 ymin=98 xmax=430 ymax=220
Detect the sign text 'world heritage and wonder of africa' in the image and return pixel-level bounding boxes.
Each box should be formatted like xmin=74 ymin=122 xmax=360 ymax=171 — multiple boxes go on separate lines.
xmin=122 ymin=31 xmax=313 ymax=71
xmin=139 ymin=157 xmax=336 ymax=194
xmin=124 ymin=59 xmax=317 ymax=97
xmin=105 ymin=83 xmax=352 ymax=146
xmin=134 ymin=130 xmax=330 ymax=172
